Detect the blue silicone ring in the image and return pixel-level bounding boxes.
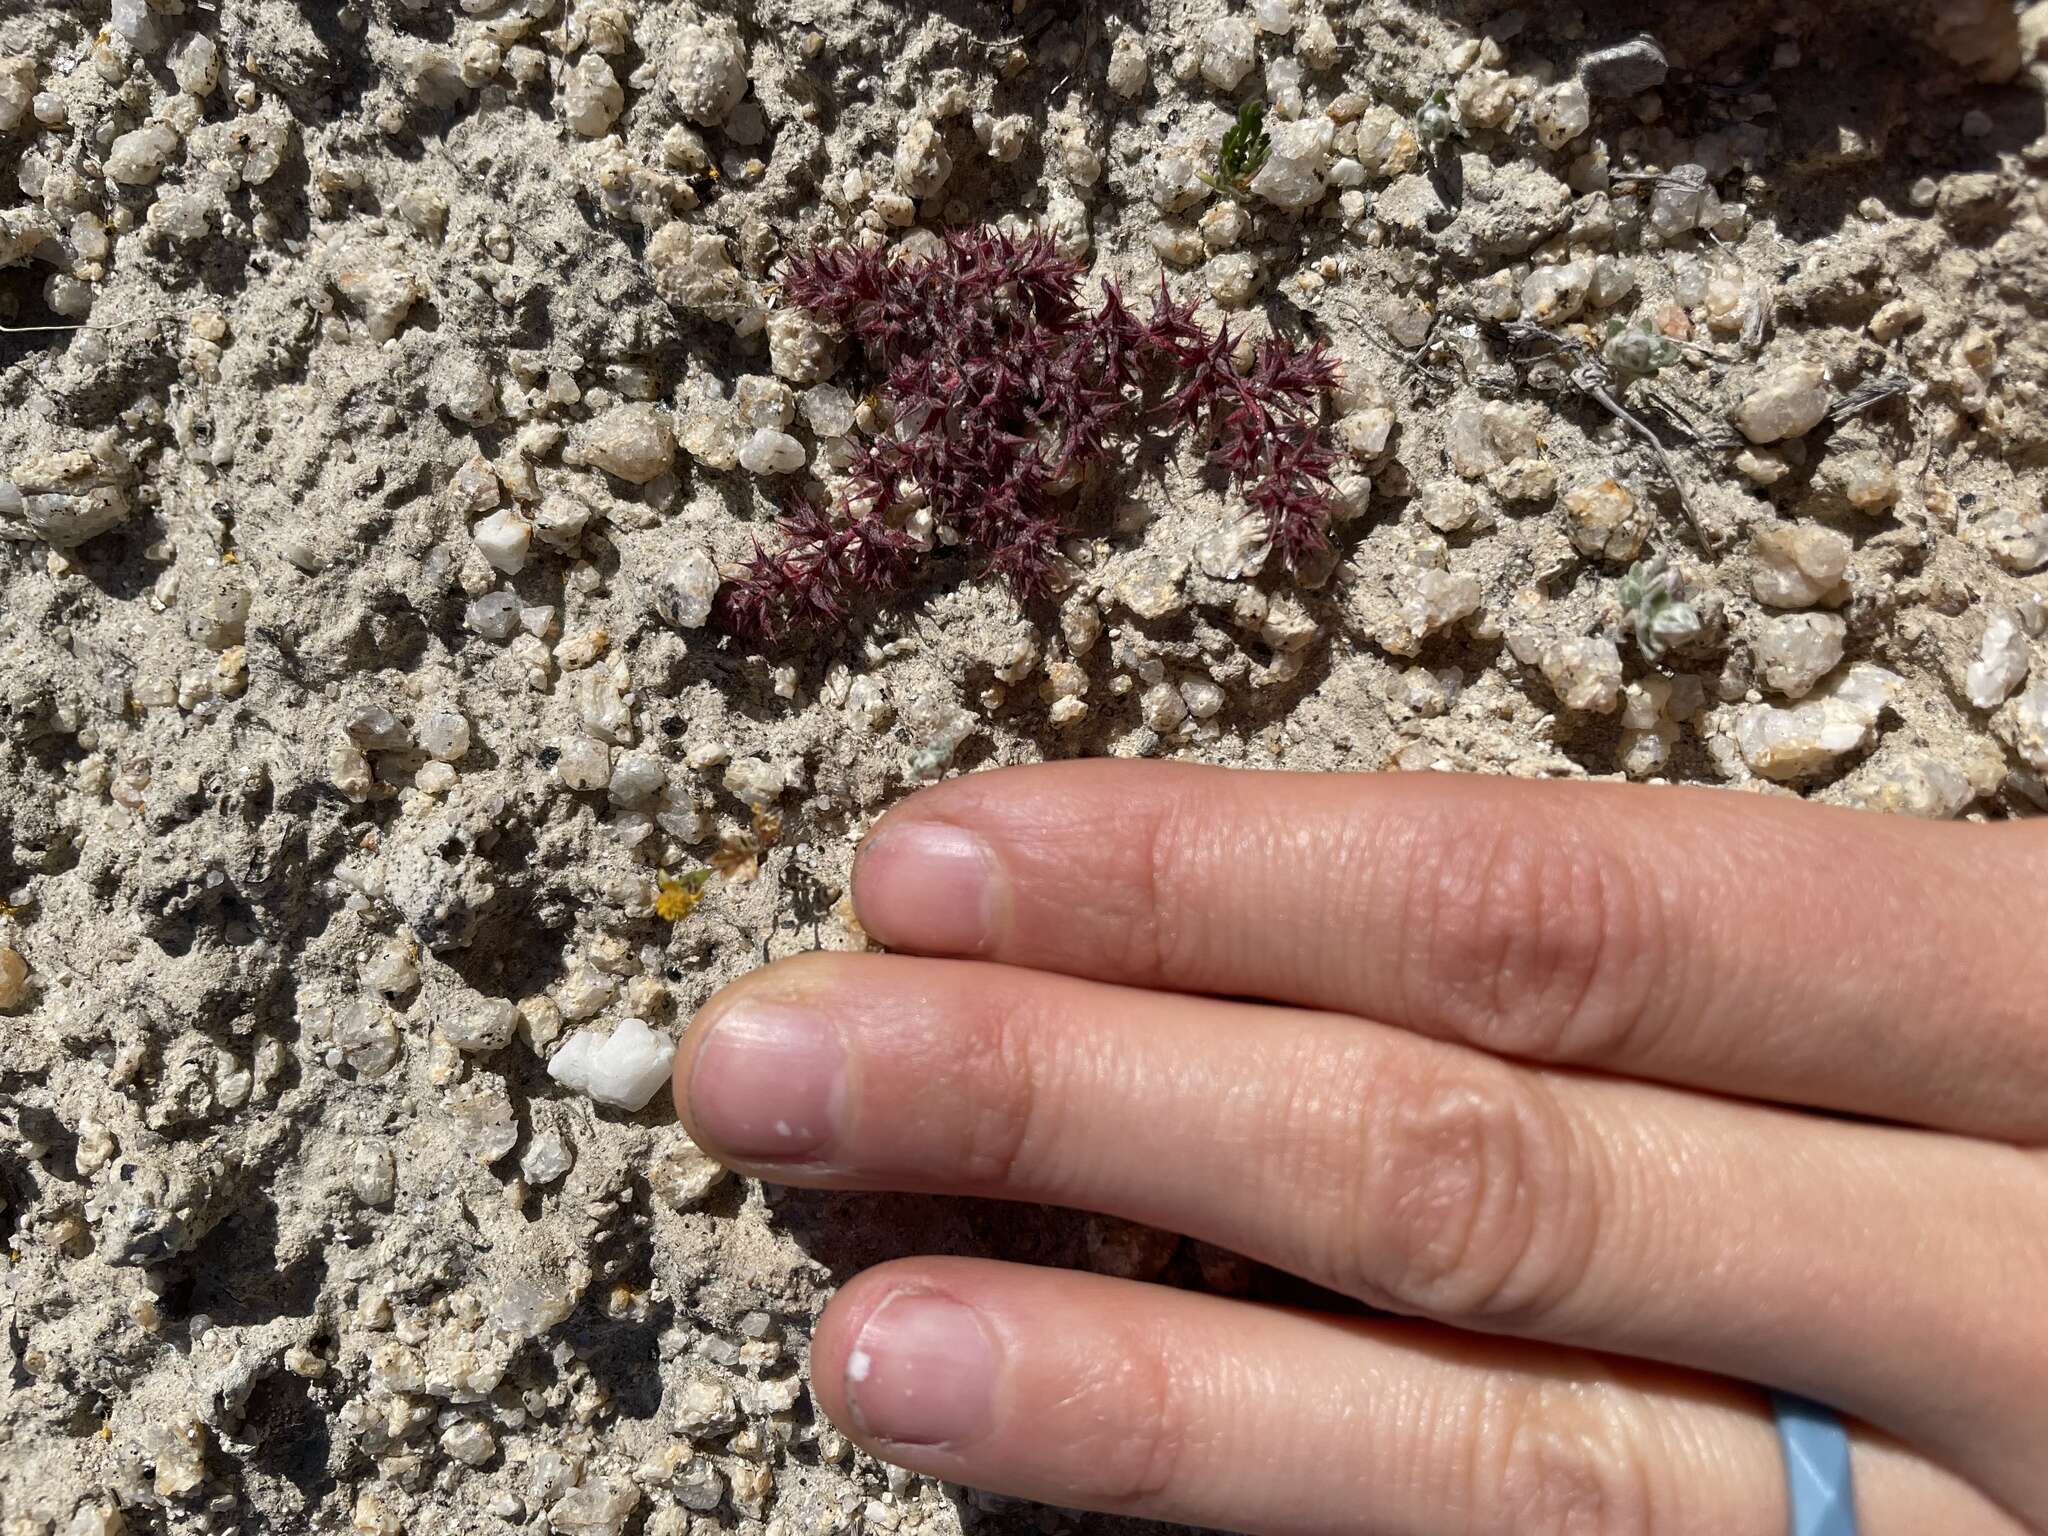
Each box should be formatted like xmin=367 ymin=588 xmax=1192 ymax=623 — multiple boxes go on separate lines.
xmin=1771 ymin=1393 xmax=1860 ymax=1536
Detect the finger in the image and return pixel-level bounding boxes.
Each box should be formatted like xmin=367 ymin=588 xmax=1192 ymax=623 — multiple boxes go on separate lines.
xmin=675 ymin=953 xmax=2048 ymax=1519
xmin=849 ymin=762 xmax=2048 ymax=1141
xmin=807 ymin=1257 xmax=2017 ymax=1536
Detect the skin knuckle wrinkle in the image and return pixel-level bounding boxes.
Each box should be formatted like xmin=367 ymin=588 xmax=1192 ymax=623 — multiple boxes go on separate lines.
xmin=1486 ymin=1380 xmax=1658 ymax=1536
xmin=954 ymin=997 xmax=1052 ymax=1189
xmin=1066 ymin=1319 xmax=1193 ymax=1507
xmin=1389 ymin=812 xmax=1479 ymax=1031
xmin=1357 ymin=1060 xmax=1590 ymax=1325
xmin=1128 ymin=796 xmax=1190 ymax=985
xmin=1428 ymin=817 xmax=1657 ymax=1065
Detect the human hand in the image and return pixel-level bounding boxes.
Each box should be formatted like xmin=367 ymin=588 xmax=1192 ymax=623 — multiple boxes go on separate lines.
xmin=672 ymin=764 xmax=2048 ymax=1535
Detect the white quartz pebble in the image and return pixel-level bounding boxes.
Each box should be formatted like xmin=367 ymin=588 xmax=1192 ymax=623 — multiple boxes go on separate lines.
xmin=473 ymin=508 xmax=532 ymax=574
xmin=547 ymin=1019 xmax=675 ymax=1111
xmin=738 ymin=427 xmax=805 ymax=474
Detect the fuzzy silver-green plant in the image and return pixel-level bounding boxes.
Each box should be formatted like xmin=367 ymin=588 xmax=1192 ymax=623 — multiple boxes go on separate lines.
xmin=1620 ymin=552 xmax=1702 ymax=660
xmin=1415 ymin=87 xmax=1458 ymax=148
xmin=1601 ymin=319 xmax=1685 ymax=377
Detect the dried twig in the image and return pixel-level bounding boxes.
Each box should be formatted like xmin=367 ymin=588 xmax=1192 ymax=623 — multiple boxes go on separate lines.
xmin=1609 ymin=165 xmax=1711 ymax=194
xmin=1328 ymin=300 xmax=1458 ymax=393
xmin=1633 ymin=382 xmax=1745 ymax=453
xmin=1499 ymin=320 xmax=1714 ymax=550
xmin=1828 ymin=372 xmax=1914 ymax=423
xmin=1575 ymin=362 xmax=1713 ymax=549
xmin=1 ymin=312 xmax=189 ymax=337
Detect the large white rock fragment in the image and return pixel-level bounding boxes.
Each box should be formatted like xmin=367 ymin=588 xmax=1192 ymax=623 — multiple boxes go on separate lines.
xmin=0 ymin=57 xmax=35 ymax=132
xmin=112 ymin=0 xmax=168 ymax=49
xmin=1965 ymin=505 xmax=2048 ymax=574
xmin=1735 ymin=664 xmax=1901 ymax=780
xmin=577 ymin=402 xmax=674 ymax=484
xmin=1851 ymin=753 xmax=1977 ymax=819
xmin=234 ymin=113 xmax=293 ymax=183
xmin=667 ymin=22 xmax=748 ymax=126
xmin=1532 ymin=78 xmax=1590 ymax=149
xmin=472 ymin=507 xmax=532 ymax=574
xmin=1386 ymin=567 xmax=1480 ymax=654
xmin=1752 ymin=523 xmax=1851 ymax=608
xmin=1201 ymin=15 xmax=1257 ymax=90
xmin=1107 ymin=33 xmax=1149 ymax=98
xmin=1247 ymin=117 xmax=1334 ymax=209
xmin=2013 ymin=681 xmax=2048 ymax=772
xmin=734 ymin=374 xmax=795 ymax=431
xmin=1149 ymin=144 xmax=1212 ymax=212
xmin=738 ymin=427 xmax=804 ymax=474
xmin=1539 ymin=636 xmax=1623 ymax=713
xmin=440 ymin=1421 xmax=495 ymax=1468
xmin=1205 ymin=251 xmax=1261 ymax=306
xmin=1114 ymin=550 xmax=1189 ymax=619
xmin=554 ymin=739 xmax=611 ymax=791
xmin=549 ymin=1478 xmax=639 ymax=1536
xmin=647 ymin=224 xmax=754 ymax=327
xmin=1647 ymin=166 xmax=1714 ymax=239
xmin=4 ymin=450 xmax=133 ymax=548
xmin=1196 ymin=515 xmax=1271 ymax=580
xmin=1755 ymin=612 xmax=1846 ymax=699
xmin=561 ymin=53 xmax=624 ymax=137
xmin=1522 ymin=258 xmax=1594 ymax=324
xmin=723 ymin=755 xmax=788 ymax=810
xmin=802 ymin=384 xmax=856 ymax=438
xmin=538 ymin=489 xmax=593 ymax=555
xmin=547 ymin=1018 xmax=675 ymax=1110
xmin=1964 ymin=609 xmax=2030 ymax=710
xmin=656 ymin=549 xmax=720 ymax=629
xmin=1563 ymin=476 xmax=1645 ymax=560
xmin=1734 ymin=363 xmax=1831 ymax=444
xmin=106 ymin=122 xmax=181 ymax=185
xmin=170 ymin=33 xmax=219 ymax=95
xmin=443 ymin=999 xmax=517 ymax=1054
xmin=767 ymin=306 xmax=836 ymax=384
xmin=335 ymin=265 xmax=425 ymax=341
xmin=1252 ymin=0 xmax=1297 ymax=31
xmin=650 ymin=1133 xmax=732 ymax=1209
xmin=894 ymin=116 xmax=953 ymax=198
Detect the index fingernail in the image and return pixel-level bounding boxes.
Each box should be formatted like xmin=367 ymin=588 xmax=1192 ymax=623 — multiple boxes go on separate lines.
xmin=854 ymin=821 xmax=1000 ymax=954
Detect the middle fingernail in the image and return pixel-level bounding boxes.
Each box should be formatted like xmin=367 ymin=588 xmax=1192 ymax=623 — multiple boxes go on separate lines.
xmin=854 ymin=819 xmax=1001 ymax=954
xmin=687 ymin=1003 xmax=846 ymax=1160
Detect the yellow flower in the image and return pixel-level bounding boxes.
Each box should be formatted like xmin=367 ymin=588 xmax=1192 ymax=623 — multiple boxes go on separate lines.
xmin=653 ymin=870 xmax=712 ymax=922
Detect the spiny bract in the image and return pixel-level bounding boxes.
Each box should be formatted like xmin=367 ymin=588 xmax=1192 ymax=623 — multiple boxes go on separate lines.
xmin=715 ymin=227 xmax=1342 ymax=644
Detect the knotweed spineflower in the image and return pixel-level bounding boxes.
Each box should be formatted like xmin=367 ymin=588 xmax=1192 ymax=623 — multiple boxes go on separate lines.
xmin=714 ymin=227 xmax=1344 ymax=644
xmin=1620 ymin=551 xmax=1703 ymax=660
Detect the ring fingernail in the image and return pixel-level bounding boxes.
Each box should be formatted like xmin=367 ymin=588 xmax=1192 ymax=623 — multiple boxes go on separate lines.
xmin=845 ymin=1293 xmax=997 ymax=1448
xmin=686 ymin=1003 xmax=845 ymax=1160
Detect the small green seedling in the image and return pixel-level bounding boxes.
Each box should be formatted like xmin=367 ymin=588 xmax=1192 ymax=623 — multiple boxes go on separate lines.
xmin=1619 ymin=552 xmax=1702 ymax=661
xmin=1201 ymin=99 xmax=1271 ymax=196
xmin=1415 ymin=87 xmax=1459 ymax=150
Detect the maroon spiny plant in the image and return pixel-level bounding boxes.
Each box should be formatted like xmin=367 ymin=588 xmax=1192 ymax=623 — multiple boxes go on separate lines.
xmin=714 ymin=227 xmax=1342 ymax=643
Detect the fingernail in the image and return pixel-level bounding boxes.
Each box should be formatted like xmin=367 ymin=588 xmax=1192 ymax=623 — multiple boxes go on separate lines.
xmin=686 ymin=1003 xmax=845 ymax=1160
xmin=846 ymin=1293 xmax=997 ymax=1447
xmin=855 ymin=821 xmax=1000 ymax=954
